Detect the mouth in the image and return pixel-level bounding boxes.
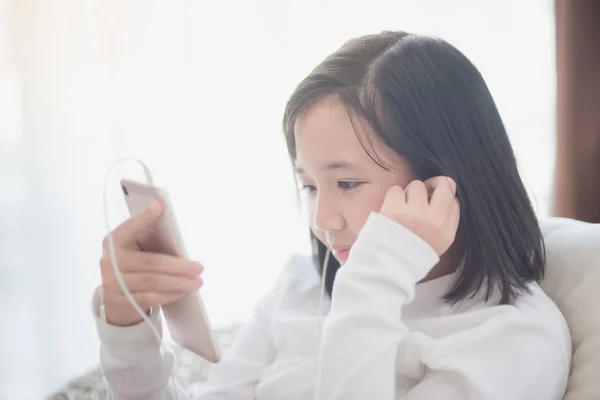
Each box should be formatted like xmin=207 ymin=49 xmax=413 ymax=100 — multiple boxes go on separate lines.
xmin=330 ymin=245 xmax=352 ymax=262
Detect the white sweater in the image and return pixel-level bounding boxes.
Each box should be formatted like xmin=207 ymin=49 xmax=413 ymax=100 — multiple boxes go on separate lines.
xmin=93 ymin=212 xmax=571 ymax=399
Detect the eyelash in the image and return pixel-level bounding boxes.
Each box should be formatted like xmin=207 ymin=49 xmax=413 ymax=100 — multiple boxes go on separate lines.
xmin=300 ymin=181 xmax=364 ymax=193
xmin=300 ymin=185 xmax=316 ymax=193
xmin=338 ymin=181 xmax=361 ymax=191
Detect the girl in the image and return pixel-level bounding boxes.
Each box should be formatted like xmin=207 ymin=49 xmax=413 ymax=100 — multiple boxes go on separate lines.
xmin=94 ymin=31 xmax=571 ymax=399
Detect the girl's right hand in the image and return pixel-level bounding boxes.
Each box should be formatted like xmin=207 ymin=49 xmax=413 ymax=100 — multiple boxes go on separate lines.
xmin=379 ymin=176 xmax=460 ymax=257
xmin=99 ymin=202 xmax=204 ymax=327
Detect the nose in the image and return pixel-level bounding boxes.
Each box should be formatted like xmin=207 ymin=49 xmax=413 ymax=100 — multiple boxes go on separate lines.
xmin=312 ymin=192 xmax=345 ymax=233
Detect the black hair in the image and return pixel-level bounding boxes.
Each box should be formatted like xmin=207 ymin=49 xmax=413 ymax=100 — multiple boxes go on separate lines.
xmin=282 ymin=31 xmax=545 ymax=305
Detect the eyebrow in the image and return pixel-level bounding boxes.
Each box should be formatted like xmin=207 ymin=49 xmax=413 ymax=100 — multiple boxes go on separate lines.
xmin=295 ymin=162 xmax=359 ymax=174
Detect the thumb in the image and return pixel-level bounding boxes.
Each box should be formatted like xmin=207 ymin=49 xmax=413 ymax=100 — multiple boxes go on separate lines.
xmin=109 ymin=202 xmax=164 ymax=249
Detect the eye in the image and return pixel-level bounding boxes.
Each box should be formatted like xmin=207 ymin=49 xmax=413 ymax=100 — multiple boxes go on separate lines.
xmin=338 ymin=181 xmax=363 ymax=191
xmin=300 ymin=184 xmax=317 ymax=193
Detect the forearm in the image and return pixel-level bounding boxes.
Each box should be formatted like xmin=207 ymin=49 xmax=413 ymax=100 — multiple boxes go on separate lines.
xmin=315 ymin=213 xmax=439 ymax=399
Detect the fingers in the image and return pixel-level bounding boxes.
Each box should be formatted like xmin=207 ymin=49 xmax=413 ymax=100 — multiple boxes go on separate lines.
xmin=399 ymin=177 xmax=457 ymax=211
xmin=379 ymin=185 xmax=406 ymax=219
xmin=426 ymin=176 xmax=457 ymax=212
xmin=385 ymin=185 xmax=407 ymax=204
xmin=102 ymin=265 xmax=203 ymax=325
xmin=100 ymin=250 xmax=202 ymax=282
xmin=404 ymin=181 xmax=428 ymax=212
xmin=118 ymin=250 xmax=203 ymax=278
xmin=424 ymin=176 xmax=457 ymax=196
xmin=380 ymin=176 xmax=460 ymax=256
xmin=382 ymin=178 xmax=456 ymax=218
xmin=100 ymin=245 xmax=204 ymax=289
xmin=109 ymin=273 xmax=203 ymax=294
xmin=105 ymin=202 xmax=164 ymax=250
xmin=125 ymin=291 xmax=190 ymax=311
xmin=427 ymin=185 xmax=455 ymax=214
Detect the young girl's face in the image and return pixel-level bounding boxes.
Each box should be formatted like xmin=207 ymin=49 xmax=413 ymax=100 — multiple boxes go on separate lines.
xmin=294 ymin=97 xmax=415 ymax=263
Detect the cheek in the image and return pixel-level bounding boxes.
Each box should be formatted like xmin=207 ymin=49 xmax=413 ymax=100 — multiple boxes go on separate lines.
xmin=304 ymin=186 xmax=390 ymax=240
xmin=304 ymin=199 xmax=322 ymax=236
xmin=302 ymin=196 xmax=315 ymax=223
xmin=307 ymin=205 xmax=328 ymax=246
xmin=345 ymin=189 xmax=388 ymax=233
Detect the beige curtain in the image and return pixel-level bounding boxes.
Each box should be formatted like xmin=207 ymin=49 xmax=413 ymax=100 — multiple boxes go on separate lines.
xmin=554 ymin=0 xmax=600 ymax=222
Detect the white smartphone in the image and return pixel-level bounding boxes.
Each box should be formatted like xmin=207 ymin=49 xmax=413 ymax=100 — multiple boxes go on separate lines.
xmin=120 ymin=178 xmax=221 ymax=363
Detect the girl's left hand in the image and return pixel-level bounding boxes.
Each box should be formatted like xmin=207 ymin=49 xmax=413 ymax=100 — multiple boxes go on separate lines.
xmin=379 ymin=176 xmax=460 ymax=256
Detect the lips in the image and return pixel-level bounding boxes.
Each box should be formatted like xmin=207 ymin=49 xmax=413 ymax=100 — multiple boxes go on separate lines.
xmin=330 ymin=245 xmax=352 ymax=262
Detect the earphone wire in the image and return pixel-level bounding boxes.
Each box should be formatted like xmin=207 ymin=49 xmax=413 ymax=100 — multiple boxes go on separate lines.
xmin=103 ymin=158 xmax=179 ymax=400
xmin=276 ymin=249 xmax=330 ymax=400
xmin=313 ymin=249 xmax=331 ymax=398
xmin=318 ymin=250 xmax=330 ymax=326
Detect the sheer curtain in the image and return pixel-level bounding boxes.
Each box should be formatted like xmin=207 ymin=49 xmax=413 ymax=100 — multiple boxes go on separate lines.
xmin=0 ymin=0 xmax=555 ymax=397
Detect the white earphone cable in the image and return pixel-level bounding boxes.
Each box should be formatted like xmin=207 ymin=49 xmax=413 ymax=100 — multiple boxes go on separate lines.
xmin=318 ymin=250 xmax=331 ymax=324
xmin=313 ymin=249 xmax=331 ymax=398
xmin=275 ymin=248 xmax=330 ymax=400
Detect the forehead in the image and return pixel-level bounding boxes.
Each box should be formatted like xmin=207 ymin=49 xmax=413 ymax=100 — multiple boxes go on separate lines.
xmin=294 ymin=97 xmax=393 ymax=168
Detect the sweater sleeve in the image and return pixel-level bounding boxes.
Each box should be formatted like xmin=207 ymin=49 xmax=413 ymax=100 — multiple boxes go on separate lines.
xmin=92 ymin=287 xmax=187 ymax=399
xmin=314 ymin=212 xmax=570 ymax=400
xmin=94 ymin=281 xmax=278 ymax=399
xmin=314 ymin=212 xmax=439 ymax=399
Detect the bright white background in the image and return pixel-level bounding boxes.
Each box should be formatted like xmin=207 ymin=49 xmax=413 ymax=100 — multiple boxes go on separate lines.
xmin=0 ymin=0 xmax=555 ymax=397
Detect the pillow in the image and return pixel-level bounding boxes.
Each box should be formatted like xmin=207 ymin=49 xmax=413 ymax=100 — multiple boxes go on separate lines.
xmin=539 ymin=217 xmax=600 ymax=400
